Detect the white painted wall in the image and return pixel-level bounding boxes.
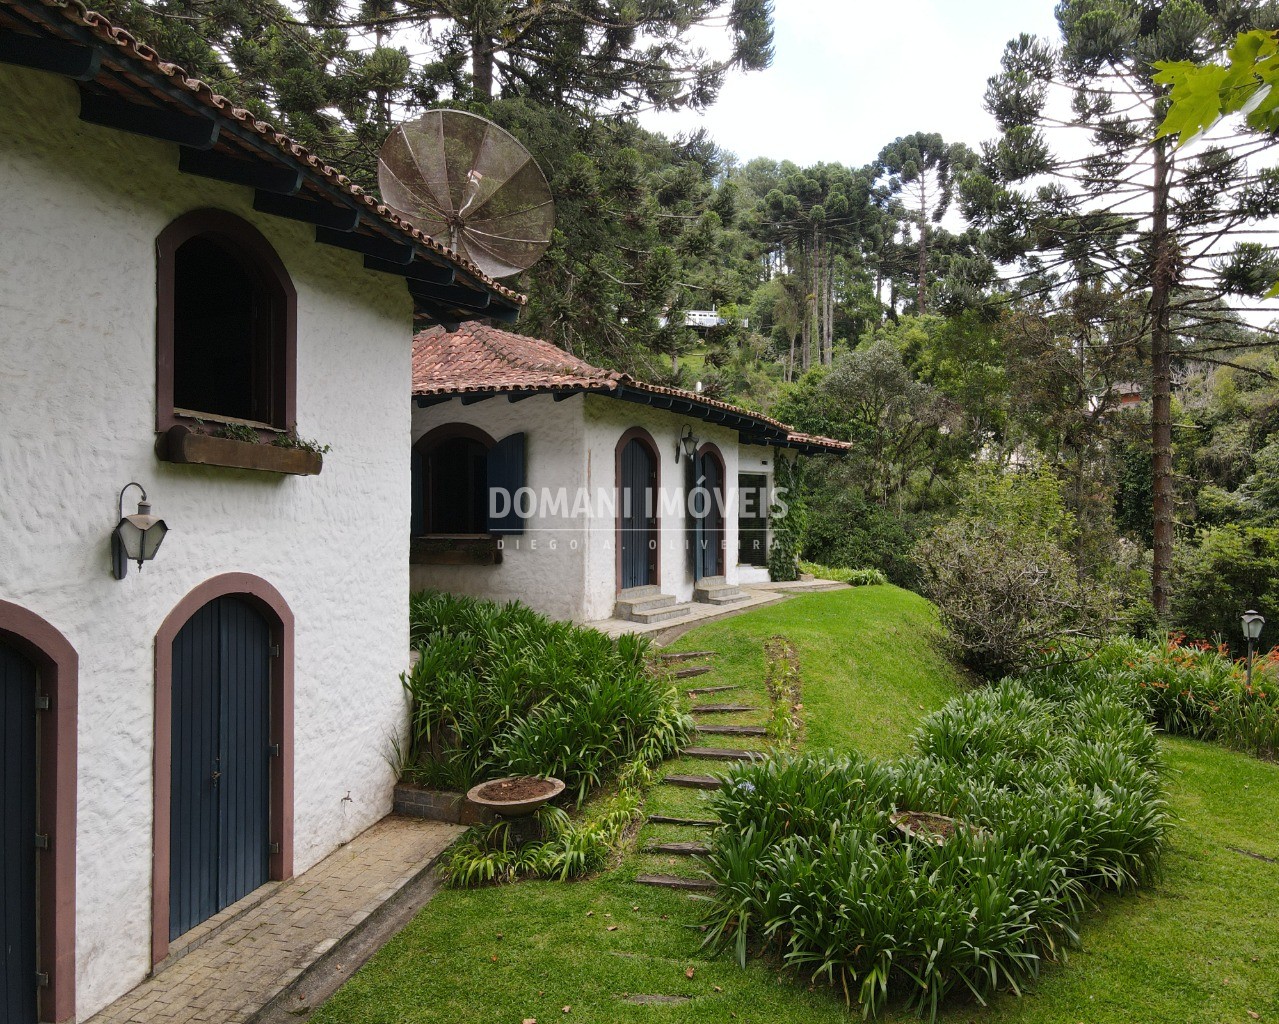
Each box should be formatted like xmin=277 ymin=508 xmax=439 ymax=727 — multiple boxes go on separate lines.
xmin=410 ymin=391 xmax=774 ymax=623
xmin=410 ymin=394 xmax=589 ymax=621
xmin=0 ymin=65 xmax=414 ymax=1019
xmin=580 ymin=395 xmax=747 ymax=621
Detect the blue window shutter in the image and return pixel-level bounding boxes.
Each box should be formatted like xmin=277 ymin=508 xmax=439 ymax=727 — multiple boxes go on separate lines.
xmin=685 ymin=452 xmax=699 ymax=577
xmin=411 ymin=447 xmax=425 ymax=536
xmin=487 ymin=432 xmax=526 ymax=535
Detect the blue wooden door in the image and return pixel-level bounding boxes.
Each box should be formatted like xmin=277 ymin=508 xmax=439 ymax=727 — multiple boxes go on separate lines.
xmin=1 ymin=639 xmax=38 ymax=1024
xmin=620 ymin=438 xmax=657 ymax=589
xmin=696 ymin=453 xmax=724 ymax=580
xmin=170 ymin=596 xmax=271 ymax=940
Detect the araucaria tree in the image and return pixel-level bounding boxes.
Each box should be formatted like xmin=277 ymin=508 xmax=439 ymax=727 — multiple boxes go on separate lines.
xmin=876 ymin=132 xmax=977 ymax=314
xmin=306 ymin=0 xmax=775 ymax=113
xmin=966 ymin=0 xmax=1279 ymax=619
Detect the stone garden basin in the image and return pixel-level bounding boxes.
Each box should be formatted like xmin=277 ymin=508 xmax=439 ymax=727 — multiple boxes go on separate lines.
xmin=466 ymin=775 xmax=566 ymax=818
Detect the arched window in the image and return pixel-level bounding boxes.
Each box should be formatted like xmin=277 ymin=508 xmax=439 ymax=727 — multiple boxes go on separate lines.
xmin=157 ymin=210 xmax=296 ymax=432
xmin=411 ymin=425 xmax=526 ymax=537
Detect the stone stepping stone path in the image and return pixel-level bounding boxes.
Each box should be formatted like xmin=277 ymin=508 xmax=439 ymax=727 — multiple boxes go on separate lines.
xmin=696 ymin=723 xmax=766 ymax=736
xmin=680 ymin=746 xmax=764 ymax=762
xmin=656 ymin=650 xmax=718 ymax=663
xmin=647 ymin=815 xmax=719 ymax=827
xmin=637 ymin=644 xmax=777 ymax=895
xmin=663 ymin=774 xmax=722 ymax=790
xmin=635 ymin=874 xmax=717 ymax=892
xmin=686 ymin=683 xmax=739 ymax=696
xmin=645 ymin=841 xmax=710 ymax=856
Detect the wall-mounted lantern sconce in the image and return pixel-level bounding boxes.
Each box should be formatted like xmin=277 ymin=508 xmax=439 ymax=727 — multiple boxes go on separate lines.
xmin=676 ymin=424 xmax=700 ymax=463
xmin=112 ymin=482 xmax=168 ymax=580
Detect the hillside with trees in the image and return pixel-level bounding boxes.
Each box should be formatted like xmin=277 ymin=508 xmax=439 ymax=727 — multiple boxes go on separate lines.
xmin=105 ymin=0 xmax=1279 ymax=649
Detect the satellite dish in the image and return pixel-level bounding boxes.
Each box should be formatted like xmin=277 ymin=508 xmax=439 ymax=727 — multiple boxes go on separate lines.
xmin=378 ymin=110 xmax=555 ymax=279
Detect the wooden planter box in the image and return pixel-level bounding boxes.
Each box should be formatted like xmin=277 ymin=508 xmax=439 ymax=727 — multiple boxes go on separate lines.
xmin=157 ymin=424 xmax=323 ymax=476
xmin=410 ymin=534 xmax=502 ymax=565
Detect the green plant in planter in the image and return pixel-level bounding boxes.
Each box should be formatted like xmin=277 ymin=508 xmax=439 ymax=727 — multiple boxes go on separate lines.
xmin=272 ymin=426 xmax=331 ymax=455
xmin=213 ymin=421 xmax=261 ymax=444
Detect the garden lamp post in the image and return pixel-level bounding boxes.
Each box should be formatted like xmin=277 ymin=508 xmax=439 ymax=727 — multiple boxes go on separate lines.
xmin=1242 ymin=610 xmax=1265 ymax=687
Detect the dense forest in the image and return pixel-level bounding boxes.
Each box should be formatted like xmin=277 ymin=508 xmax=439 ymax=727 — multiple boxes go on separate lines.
xmin=108 ymin=0 xmax=1279 ymax=664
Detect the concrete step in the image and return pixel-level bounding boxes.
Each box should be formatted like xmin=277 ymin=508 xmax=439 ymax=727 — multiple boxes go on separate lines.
xmin=689 ymin=704 xmax=758 ymax=715
xmin=696 ymin=590 xmax=750 ymax=606
xmin=693 ymin=577 xmax=750 ymax=606
xmin=663 ymin=774 xmax=722 ymax=790
xmin=686 ymin=683 xmax=739 ymax=696
xmin=636 ymin=874 xmax=716 ymax=892
xmin=670 ymin=665 xmax=712 ymax=679
xmin=645 ymin=841 xmax=710 ymax=856
xmin=647 ymin=814 xmax=719 ymax=827
xmin=619 ymin=585 xmax=663 ymax=599
xmin=682 ymin=747 xmax=766 ymax=762
xmin=614 ymin=593 xmax=676 ymax=617
xmin=697 ymin=724 xmax=767 ymax=737
xmin=627 ymin=603 xmax=692 ymax=625
xmin=656 ymin=650 xmax=718 ymax=663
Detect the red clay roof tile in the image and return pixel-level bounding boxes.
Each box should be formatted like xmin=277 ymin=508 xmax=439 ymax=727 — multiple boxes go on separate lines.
xmin=4 ymin=0 xmax=524 ymax=305
xmin=412 ymin=324 xmax=851 ymax=453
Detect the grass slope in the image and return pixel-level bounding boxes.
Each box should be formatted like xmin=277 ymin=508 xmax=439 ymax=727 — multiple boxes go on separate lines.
xmin=928 ymin=737 xmax=1279 ymax=1024
xmin=661 ymin=585 xmax=963 ymax=759
xmin=315 ymin=586 xmax=1279 ymax=1023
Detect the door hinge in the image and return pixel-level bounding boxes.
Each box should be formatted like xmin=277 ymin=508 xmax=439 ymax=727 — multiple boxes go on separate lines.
xmin=35 ymin=694 xmax=50 ymax=711
xmin=268 ymin=743 xmax=281 ymax=757
xmin=34 ymin=834 xmax=50 ymax=850
xmin=268 ymin=842 xmax=281 ymax=855
xmin=268 ymin=643 xmax=281 ymax=658
xmin=36 ymin=971 xmax=49 ymax=988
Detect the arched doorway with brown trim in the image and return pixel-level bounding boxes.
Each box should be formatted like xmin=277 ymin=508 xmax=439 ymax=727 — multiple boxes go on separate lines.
xmin=694 ymin=442 xmax=727 ymax=580
xmin=0 ymin=600 xmax=78 ymax=1024
xmin=152 ymin=574 xmax=294 ymax=966
xmin=615 ymin=428 xmax=661 ymax=591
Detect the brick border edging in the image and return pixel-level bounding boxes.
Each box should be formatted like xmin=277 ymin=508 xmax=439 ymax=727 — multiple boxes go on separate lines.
xmin=392 ymin=784 xmax=495 ymax=825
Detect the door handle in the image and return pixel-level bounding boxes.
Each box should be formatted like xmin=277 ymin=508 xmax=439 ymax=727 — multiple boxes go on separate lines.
xmin=211 ymin=770 xmax=222 ymax=781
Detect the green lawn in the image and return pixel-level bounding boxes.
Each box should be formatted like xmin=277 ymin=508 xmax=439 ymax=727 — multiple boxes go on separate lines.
xmin=315 ymin=586 xmax=1279 ymax=1024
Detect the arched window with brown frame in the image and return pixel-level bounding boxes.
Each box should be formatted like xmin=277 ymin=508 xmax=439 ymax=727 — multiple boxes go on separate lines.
xmin=156 ymin=209 xmax=297 ymax=433
xmin=411 ymin=423 xmax=526 ymax=539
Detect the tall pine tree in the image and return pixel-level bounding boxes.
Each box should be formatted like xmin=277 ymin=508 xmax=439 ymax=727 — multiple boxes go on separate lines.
xmin=966 ymin=0 xmax=1279 ymax=618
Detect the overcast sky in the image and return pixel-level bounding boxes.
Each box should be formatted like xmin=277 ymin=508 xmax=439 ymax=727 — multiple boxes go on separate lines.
xmin=639 ymin=1 xmax=1063 ymax=167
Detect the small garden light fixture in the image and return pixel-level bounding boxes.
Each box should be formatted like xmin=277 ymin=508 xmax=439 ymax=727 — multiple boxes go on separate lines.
xmin=112 ymin=482 xmax=168 ymax=580
xmin=676 ymin=424 xmax=700 ymax=463
xmin=1242 ymin=609 xmax=1265 ymax=686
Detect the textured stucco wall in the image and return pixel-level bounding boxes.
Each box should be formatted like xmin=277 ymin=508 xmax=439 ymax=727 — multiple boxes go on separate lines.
xmin=410 ymin=394 xmax=588 ymax=620
xmin=580 ymin=396 xmax=749 ymax=620
xmin=409 ymin=392 xmax=775 ymax=622
xmin=0 ymin=65 xmax=414 ymax=1019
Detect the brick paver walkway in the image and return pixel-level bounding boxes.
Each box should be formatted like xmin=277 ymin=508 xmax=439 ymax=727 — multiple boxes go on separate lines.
xmin=88 ymin=816 xmax=462 ymax=1024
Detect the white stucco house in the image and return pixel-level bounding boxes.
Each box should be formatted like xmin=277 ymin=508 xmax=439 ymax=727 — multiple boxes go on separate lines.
xmin=0 ymin=2 xmax=521 ymax=1019
xmin=410 ymin=324 xmax=849 ymax=623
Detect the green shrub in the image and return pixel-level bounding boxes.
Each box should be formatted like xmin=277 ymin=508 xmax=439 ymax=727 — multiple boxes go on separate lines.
xmin=1031 ymin=634 xmax=1279 ymax=760
xmin=798 ymin=561 xmax=888 ymax=586
xmin=802 ymin=483 xmax=920 ymax=586
xmin=439 ymin=789 xmax=641 ymax=887
xmin=402 ymin=591 xmax=693 ymax=803
xmin=915 ymin=467 xmax=1114 ymax=678
xmin=702 ymin=678 xmax=1169 ymax=1021
xmin=1172 ymin=524 xmax=1279 ymax=652
xmin=768 ymin=458 xmax=807 ymax=582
